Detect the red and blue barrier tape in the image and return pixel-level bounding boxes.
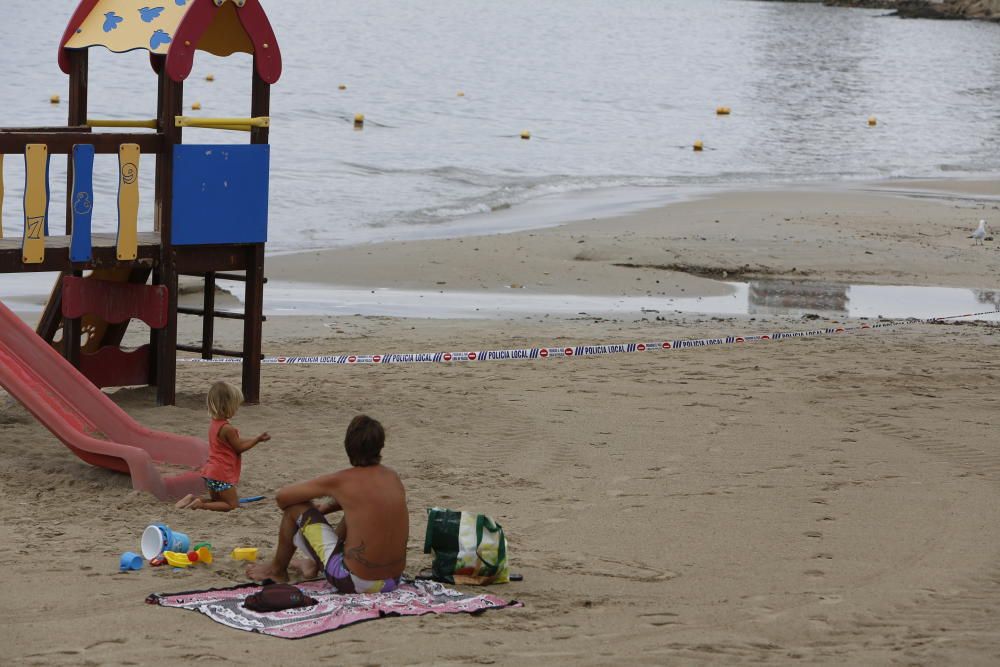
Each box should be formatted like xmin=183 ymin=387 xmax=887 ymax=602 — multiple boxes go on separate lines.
xmin=177 ymin=309 xmax=998 ymax=366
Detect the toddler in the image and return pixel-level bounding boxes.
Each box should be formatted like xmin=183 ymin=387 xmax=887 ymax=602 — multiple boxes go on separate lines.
xmin=175 ymin=381 xmax=270 ymax=511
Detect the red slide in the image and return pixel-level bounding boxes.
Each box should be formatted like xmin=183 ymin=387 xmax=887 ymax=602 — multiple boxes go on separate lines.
xmin=0 ymin=298 xmax=207 ymax=501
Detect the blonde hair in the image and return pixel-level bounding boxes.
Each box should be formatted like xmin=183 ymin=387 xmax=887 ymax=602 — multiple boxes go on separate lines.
xmin=207 ymin=381 xmax=243 ymax=420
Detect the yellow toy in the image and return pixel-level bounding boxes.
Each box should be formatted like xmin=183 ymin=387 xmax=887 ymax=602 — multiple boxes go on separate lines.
xmin=163 ymin=545 xmax=213 ymax=567
xmin=231 ymin=547 xmax=258 ymax=561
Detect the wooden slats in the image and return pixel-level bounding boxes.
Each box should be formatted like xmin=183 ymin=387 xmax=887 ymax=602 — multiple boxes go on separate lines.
xmin=0 ymin=233 xmax=159 ymax=273
xmin=0 ymin=126 xmax=93 ymax=133
xmin=0 ymin=131 xmax=164 ymax=155
xmin=79 ymin=345 xmax=152 ymax=389
xmin=116 ymin=144 xmax=140 ymax=260
xmin=61 ymin=276 xmax=168 ymax=328
xmin=70 ymin=145 xmax=95 ymax=262
xmin=22 ymin=144 xmax=48 ymax=264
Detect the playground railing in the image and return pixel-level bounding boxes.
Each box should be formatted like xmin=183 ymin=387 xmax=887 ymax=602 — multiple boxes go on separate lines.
xmin=0 ymin=126 xmax=161 ymax=264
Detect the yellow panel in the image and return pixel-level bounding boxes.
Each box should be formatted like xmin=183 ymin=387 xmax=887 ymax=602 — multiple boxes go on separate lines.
xmin=0 ymin=154 xmax=4 ymax=239
xmin=65 ymin=0 xmax=189 ymax=56
xmin=198 ymin=2 xmax=253 ymax=57
xmin=23 ymin=145 xmax=48 ymax=264
xmin=117 ymin=144 xmax=140 ymax=261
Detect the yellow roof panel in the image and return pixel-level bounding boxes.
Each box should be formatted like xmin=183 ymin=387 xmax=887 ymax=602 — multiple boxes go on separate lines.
xmin=65 ymin=1 xmax=190 ymax=55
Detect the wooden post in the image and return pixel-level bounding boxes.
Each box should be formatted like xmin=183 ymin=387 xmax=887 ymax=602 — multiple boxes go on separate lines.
xmin=65 ymin=50 xmax=88 ymax=234
xmin=40 ymin=51 xmax=87 ymax=357
xmin=63 ymin=274 xmax=81 ymax=369
xmin=155 ymin=60 xmax=183 ymax=406
xmin=241 ymin=65 xmax=270 ymax=404
xmin=62 ymin=51 xmax=88 ymax=364
xmin=202 ymin=271 xmax=215 ymax=359
xmin=149 ymin=265 xmax=160 ymax=386
xmin=250 ymin=68 xmax=270 ymax=145
xmin=242 ymin=246 xmax=264 ymax=404
xmin=36 ymin=50 xmax=85 ymax=341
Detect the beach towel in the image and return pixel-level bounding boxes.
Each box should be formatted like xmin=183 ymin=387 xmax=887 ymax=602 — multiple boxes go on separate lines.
xmin=146 ymin=578 xmax=520 ymax=639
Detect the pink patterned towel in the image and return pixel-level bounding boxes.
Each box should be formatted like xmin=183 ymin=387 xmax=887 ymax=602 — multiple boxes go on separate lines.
xmin=147 ymin=579 xmax=521 ymax=639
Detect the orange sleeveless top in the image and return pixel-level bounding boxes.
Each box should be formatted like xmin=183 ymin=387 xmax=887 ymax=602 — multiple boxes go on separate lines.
xmin=201 ymin=419 xmax=241 ymax=484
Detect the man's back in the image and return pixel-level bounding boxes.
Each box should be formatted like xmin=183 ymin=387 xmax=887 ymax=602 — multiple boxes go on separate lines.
xmin=332 ymin=464 xmax=408 ymax=580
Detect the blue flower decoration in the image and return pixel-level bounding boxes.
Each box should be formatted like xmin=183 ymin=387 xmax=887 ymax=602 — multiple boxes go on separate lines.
xmin=149 ymin=29 xmax=172 ymax=50
xmin=73 ymin=193 xmax=93 ymax=216
xmin=139 ymin=7 xmax=165 ymax=23
xmin=175 ymin=0 xmax=188 ymax=5
xmin=102 ymin=12 xmax=123 ymax=32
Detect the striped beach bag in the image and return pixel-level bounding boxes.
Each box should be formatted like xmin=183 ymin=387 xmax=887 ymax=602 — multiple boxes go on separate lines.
xmin=423 ymin=507 xmax=510 ymax=585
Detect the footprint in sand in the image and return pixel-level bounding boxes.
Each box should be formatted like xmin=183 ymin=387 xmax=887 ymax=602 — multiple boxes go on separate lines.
xmin=814 ymin=552 xmax=834 ymax=560
xmin=804 ymin=569 xmax=825 ymax=577
xmin=804 ymin=531 xmax=823 ymax=539
xmin=639 ymin=611 xmax=681 ymax=627
xmin=809 ymin=497 xmax=829 ymax=505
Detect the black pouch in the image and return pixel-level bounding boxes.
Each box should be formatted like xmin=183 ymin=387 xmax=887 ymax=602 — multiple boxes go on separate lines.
xmin=243 ymin=583 xmax=317 ymax=612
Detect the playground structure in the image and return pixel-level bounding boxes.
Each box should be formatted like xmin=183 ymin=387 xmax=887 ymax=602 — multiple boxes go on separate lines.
xmin=0 ymin=0 xmax=282 ymax=498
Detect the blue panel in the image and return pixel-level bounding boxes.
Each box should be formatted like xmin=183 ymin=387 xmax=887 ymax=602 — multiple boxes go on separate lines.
xmin=171 ymin=145 xmax=269 ymax=246
xmin=70 ymin=145 xmax=95 ymax=263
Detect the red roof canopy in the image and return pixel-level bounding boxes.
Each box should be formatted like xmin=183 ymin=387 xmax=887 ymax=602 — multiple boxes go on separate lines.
xmin=58 ymin=0 xmax=282 ymax=84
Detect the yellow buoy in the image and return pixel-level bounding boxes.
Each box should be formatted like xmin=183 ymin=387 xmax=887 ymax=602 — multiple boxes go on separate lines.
xmin=693 ymin=140 xmax=704 ymax=151
xmin=205 ymin=74 xmax=215 ymax=82
xmin=354 ymin=113 xmax=365 ymax=128
xmin=457 ymin=91 xmax=465 ymax=97
xmin=339 ymin=84 xmax=347 ymax=90
xmin=50 ymin=95 xmax=60 ymax=104
xmin=520 ymin=130 xmax=531 ymax=140
xmin=868 ymin=116 xmax=877 ymax=126
xmin=191 ymin=102 xmax=202 ymax=111
xmin=716 ymin=106 xmax=731 ymax=115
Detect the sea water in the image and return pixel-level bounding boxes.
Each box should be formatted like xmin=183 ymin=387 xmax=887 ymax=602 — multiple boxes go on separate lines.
xmin=0 ymin=0 xmax=998 ymax=307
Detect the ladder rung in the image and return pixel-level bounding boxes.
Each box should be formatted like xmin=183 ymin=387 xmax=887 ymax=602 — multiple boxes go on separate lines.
xmin=215 ymin=272 xmax=269 ymax=284
xmin=177 ymin=307 xmax=265 ymax=322
xmin=177 ymin=272 xmax=268 ymax=284
xmin=177 ymin=344 xmax=262 ymax=359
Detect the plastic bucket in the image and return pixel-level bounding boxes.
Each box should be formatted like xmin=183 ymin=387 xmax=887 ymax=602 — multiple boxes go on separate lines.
xmin=141 ymin=524 xmax=192 ymax=560
xmin=119 ymin=551 xmax=143 ymax=571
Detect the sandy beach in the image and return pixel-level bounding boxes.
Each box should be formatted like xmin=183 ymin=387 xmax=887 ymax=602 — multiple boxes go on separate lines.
xmin=2 ymin=180 xmax=1000 ymax=665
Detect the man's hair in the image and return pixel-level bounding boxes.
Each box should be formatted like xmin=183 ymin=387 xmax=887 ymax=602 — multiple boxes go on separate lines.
xmin=345 ymin=415 xmax=384 ymax=467
xmin=207 ymin=381 xmax=243 ymax=420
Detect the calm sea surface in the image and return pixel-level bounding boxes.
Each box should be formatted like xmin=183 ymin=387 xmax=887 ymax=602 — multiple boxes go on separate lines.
xmin=1 ymin=0 xmax=998 ymax=256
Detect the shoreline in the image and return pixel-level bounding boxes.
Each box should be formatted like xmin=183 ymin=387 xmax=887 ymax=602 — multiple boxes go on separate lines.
xmin=263 ymin=176 xmax=1000 ymax=317
xmin=4 ymin=176 xmax=998 ymax=324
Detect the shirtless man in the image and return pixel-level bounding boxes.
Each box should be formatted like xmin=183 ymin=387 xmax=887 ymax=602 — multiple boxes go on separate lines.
xmin=246 ymin=415 xmax=409 ymax=593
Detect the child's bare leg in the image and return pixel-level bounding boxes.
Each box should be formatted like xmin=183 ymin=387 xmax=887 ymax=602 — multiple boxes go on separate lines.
xmin=246 ymin=502 xmax=312 ymax=582
xmin=174 ymin=493 xmax=197 ymax=509
xmin=190 ymin=487 xmax=239 ymax=512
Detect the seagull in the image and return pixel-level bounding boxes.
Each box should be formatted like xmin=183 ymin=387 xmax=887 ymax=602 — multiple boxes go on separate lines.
xmin=971 ymin=219 xmax=987 ymax=245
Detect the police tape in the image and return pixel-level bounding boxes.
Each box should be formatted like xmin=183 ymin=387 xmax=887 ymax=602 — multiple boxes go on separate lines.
xmin=176 ymin=310 xmax=998 ymax=367
xmin=178 ymin=321 xmax=890 ymax=366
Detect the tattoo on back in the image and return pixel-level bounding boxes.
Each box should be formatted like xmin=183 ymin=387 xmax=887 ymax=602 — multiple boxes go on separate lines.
xmin=345 ymin=540 xmax=405 ymax=569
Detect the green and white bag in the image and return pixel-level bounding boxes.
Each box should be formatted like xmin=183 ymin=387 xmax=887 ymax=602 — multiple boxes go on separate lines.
xmin=423 ymin=507 xmax=510 ymax=585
